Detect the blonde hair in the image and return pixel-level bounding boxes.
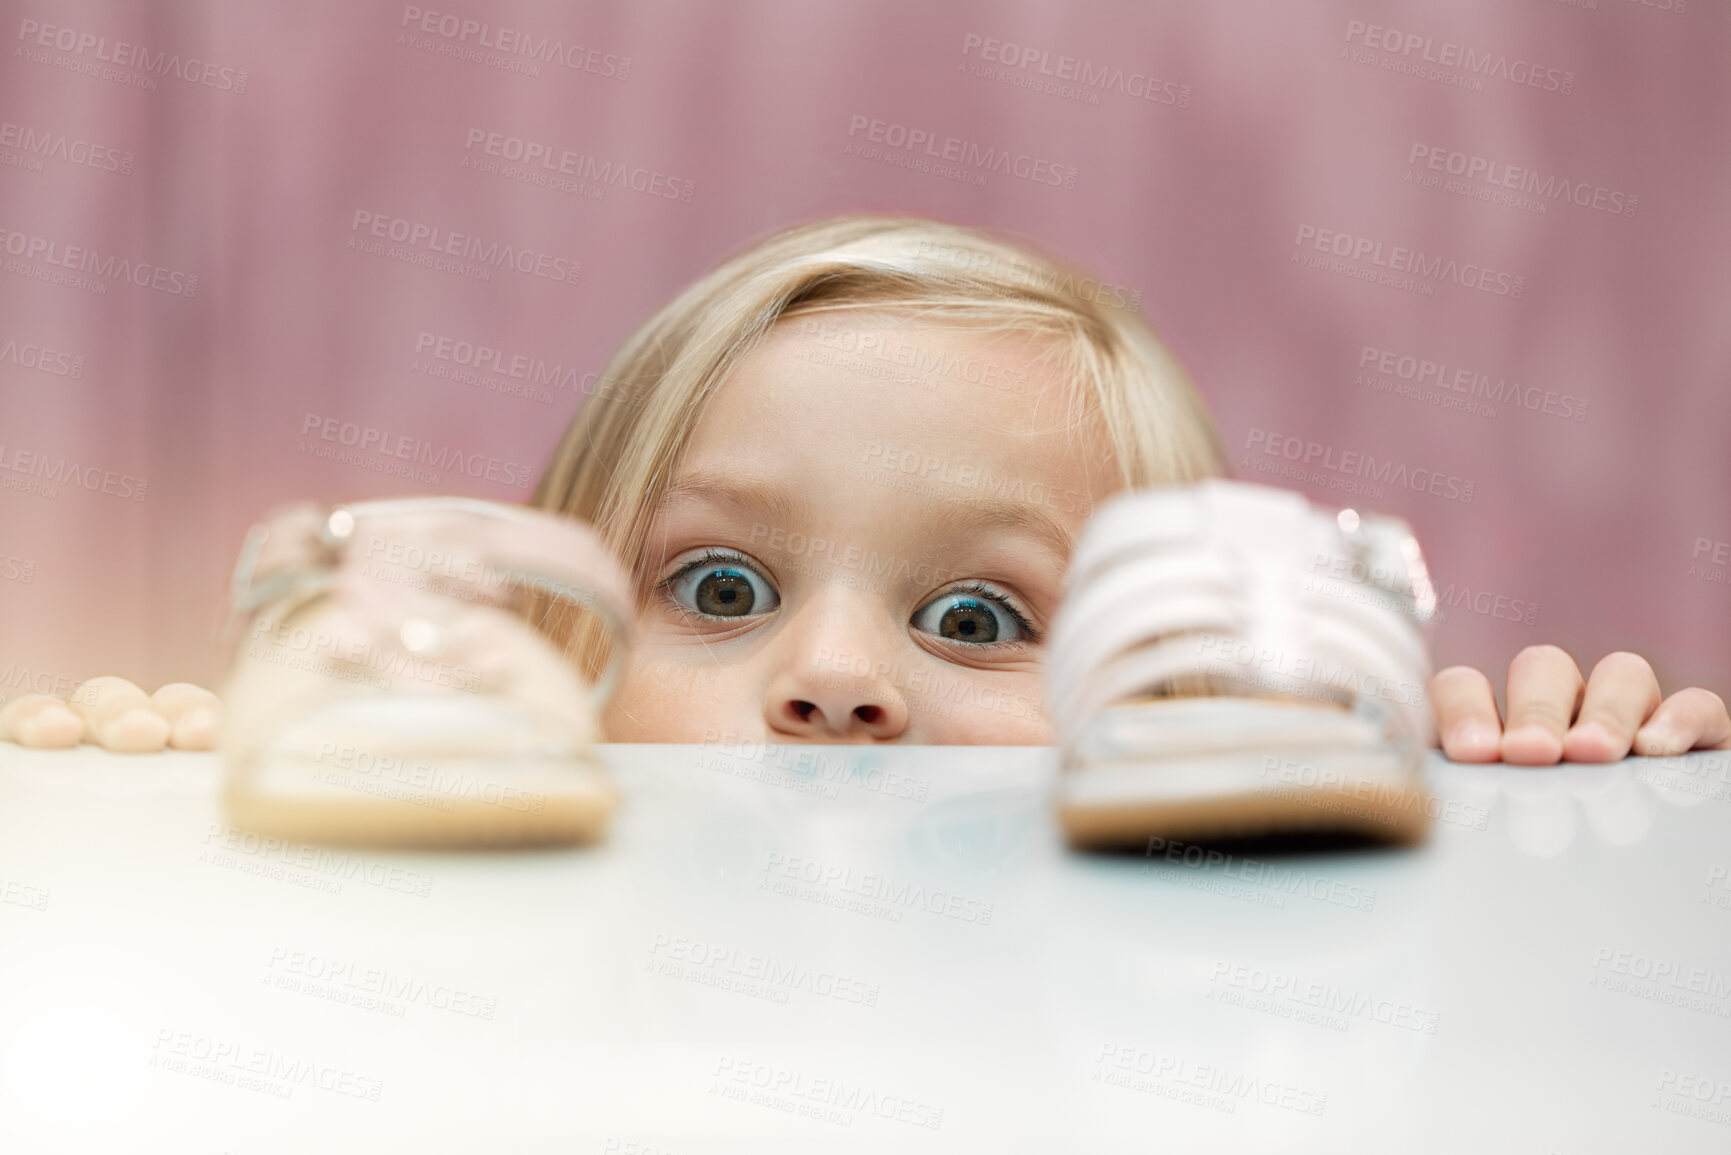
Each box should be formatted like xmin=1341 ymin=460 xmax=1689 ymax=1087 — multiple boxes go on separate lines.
xmin=533 ymin=213 xmax=1226 ymax=587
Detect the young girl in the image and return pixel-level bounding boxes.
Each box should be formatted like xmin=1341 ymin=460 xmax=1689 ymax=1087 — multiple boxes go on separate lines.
xmin=530 ymin=213 xmax=1730 ymax=765
xmin=8 ymin=215 xmax=1726 ymax=767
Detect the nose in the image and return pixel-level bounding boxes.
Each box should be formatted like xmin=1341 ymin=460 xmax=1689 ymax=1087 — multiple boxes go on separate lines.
xmin=762 ymin=599 xmax=909 ymax=743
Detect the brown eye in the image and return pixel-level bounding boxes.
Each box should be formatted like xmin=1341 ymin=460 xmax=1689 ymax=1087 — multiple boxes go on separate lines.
xmin=668 ymin=554 xmax=779 ymax=619
xmin=939 ymin=600 xmax=998 ymax=642
xmin=912 ymin=589 xmax=1026 ymax=645
xmin=695 ymin=570 xmax=755 ymax=616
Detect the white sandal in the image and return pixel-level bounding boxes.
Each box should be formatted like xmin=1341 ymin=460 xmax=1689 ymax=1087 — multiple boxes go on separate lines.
xmin=1045 ymin=479 xmax=1438 ymax=848
xmin=220 ymin=497 xmax=634 ymax=848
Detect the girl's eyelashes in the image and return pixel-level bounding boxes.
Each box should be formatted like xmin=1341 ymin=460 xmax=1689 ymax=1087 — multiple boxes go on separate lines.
xmin=910 ymin=581 xmax=1038 ymax=647
xmin=655 ymin=554 xmax=1036 ymax=648
xmin=660 ymin=549 xmax=780 ymax=619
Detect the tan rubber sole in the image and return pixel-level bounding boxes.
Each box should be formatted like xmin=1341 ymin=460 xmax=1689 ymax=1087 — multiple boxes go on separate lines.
xmin=1056 ymin=775 xmax=1432 ymax=850
xmin=1056 ymin=696 xmax=1434 ymax=850
xmin=223 ymin=769 xmax=616 ymax=850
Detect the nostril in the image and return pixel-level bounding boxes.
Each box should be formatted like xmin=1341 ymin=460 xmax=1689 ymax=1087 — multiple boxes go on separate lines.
xmin=854 ymin=705 xmax=882 ymax=726
xmin=791 ymin=700 xmax=817 ymax=721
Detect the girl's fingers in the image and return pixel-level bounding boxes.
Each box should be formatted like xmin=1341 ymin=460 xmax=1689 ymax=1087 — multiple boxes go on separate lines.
xmin=1429 ymin=666 xmax=1504 ymax=762
xmin=0 ymin=693 xmax=85 ymax=748
xmin=1632 ymin=687 xmax=1731 ymax=757
xmin=1501 ymin=645 xmax=1584 ymax=765
xmin=1428 ymin=646 xmax=1725 ymax=766
xmin=1561 ymin=652 xmax=1662 ymax=763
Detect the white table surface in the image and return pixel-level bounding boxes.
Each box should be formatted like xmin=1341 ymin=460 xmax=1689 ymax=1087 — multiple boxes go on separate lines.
xmin=1 ymin=741 xmax=1729 ymax=1154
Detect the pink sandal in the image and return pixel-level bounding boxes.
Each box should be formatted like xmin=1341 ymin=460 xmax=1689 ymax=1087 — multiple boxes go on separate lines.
xmin=220 ymin=497 xmax=634 ymax=848
xmin=1045 ymin=479 xmax=1438 ymax=848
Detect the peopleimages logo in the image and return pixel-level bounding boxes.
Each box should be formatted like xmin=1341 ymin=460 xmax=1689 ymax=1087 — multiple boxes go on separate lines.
xmin=150 ymin=1029 xmax=382 ymax=1101
xmin=462 ymin=128 xmax=692 ymax=202
xmin=1142 ymin=834 xmax=1378 ymax=912
xmin=1589 ymin=946 xmax=1731 ymax=1016
xmin=0 ymin=120 xmax=134 ymax=174
xmin=958 ymin=33 xmax=1192 ymax=108
xmin=1408 ymin=144 xmax=1637 ymax=218
xmin=761 ymin=852 xmax=995 ymax=925
xmin=861 ymin=441 xmax=1091 ymax=513
xmin=1208 ymin=961 xmax=1442 ymax=1034
xmin=1243 ymin=428 xmax=1474 ymax=504
xmin=0 ymin=665 xmax=97 ymax=700
xmin=398 ymin=7 xmax=630 ymax=79
xmin=710 ymin=1056 xmax=944 ymax=1131
xmin=299 ymin=412 xmax=534 ymax=489
xmin=15 ymin=18 xmax=249 ymax=91
xmin=1294 ymin=224 xmax=1524 ymax=299
xmin=1093 ymin=1044 xmax=1328 ymax=1117
xmin=0 ymin=334 xmax=84 ymax=379
xmin=1342 ymin=20 xmax=1574 ymax=94
xmin=649 ymin=934 xmax=882 ymax=1007
xmin=1357 ymin=345 xmax=1588 ymax=422
xmin=0 ymin=226 xmax=198 ymax=297
xmin=792 ymin=315 xmax=1032 ymax=394
xmin=413 ymin=331 xmax=583 ymax=391
xmin=264 ymin=945 xmax=497 ymax=1019
xmin=349 ymin=211 xmax=580 ymax=285
xmin=0 ymin=444 xmax=148 ymax=500
xmin=913 ymin=240 xmax=1143 ymax=313
xmin=845 ymin=114 xmax=1079 ymax=189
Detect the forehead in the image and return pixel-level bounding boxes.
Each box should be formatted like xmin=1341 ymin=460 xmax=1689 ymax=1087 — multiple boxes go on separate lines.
xmin=687 ymin=309 xmax=1107 ymax=464
xmin=652 ymin=310 xmax=1120 ymax=582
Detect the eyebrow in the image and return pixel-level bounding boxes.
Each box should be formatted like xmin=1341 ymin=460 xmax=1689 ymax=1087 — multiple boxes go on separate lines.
xmin=658 ymin=470 xmax=1075 ymax=563
xmin=658 ymin=470 xmax=806 ymax=530
xmin=925 ymin=496 xmax=1076 ymax=564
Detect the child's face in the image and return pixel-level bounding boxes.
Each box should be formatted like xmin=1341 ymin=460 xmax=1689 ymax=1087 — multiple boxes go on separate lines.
xmin=603 ymin=311 xmax=1116 ymax=744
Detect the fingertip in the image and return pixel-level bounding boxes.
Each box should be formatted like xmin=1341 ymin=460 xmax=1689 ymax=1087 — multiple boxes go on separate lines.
xmin=17 ymin=703 xmax=85 ymax=748
xmin=1632 ymin=722 xmax=1684 ymax=758
xmin=170 ymin=706 xmax=220 ymax=751
xmin=1431 ymin=665 xmax=1490 ymax=691
xmin=101 ymin=707 xmax=170 ymax=754
xmin=1502 ymin=723 xmax=1564 ymax=766
xmin=1562 ymin=721 xmax=1627 ymax=763
xmin=1444 ymin=721 xmax=1502 ymax=763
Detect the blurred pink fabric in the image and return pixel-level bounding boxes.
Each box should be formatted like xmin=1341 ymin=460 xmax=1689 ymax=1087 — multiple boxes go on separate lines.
xmin=1 ymin=0 xmax=1726 ymax=700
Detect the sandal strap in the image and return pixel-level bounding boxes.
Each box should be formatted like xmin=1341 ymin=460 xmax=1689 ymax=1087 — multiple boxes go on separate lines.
xmin=1047 ymin=479 xmax=1435 ymax=752
xmin=225 ymin=497 xmax=637 ymax=701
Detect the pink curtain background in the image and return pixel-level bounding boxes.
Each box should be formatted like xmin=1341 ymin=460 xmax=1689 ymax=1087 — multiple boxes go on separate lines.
xmin=2 ymin=0 xmax=1727 ymax=702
